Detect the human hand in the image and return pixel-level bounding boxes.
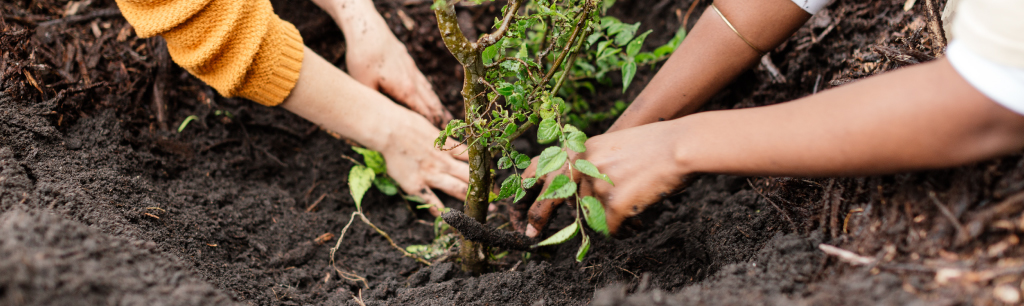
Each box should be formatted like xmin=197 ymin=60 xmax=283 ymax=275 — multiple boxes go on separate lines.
xmin=378 ymin=108 xmax=469 ymax=216
xmin=315 ymin=0 xmax=453 ymax=126
xmin=514 ymin=122 xmax=694 ymax=237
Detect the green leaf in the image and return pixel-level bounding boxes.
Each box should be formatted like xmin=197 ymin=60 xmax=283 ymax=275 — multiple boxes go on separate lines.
xmin=613 ymin=23 xmax=639 ymax=45
xmin=576 ymin=232 xmax=591 ymax=262
xmin=622 ymin=61 xmax=637 ymax=92
xmin=353 ymin=147 xmax=386 ymax=175
xmin=535 ymin=221 xmax=579 ymax=247
xmin=581 ymin=196 xmax=609 ymax=236
xmin=497 ymin=84 xmax=515 ymax=96
xmin=482 ymin=44 xmax=499 ymax=64
xmin=537 ymin=118 xmax=560 ymax=144
xmin=514 ymin=188 xmax=527 ymax=202
xmin=538 ymin=174 xmax=576 ymax=200
xmin=502 ymin=122 xmax=517 ymax=137
xmin=348 ymin=165 xmax=375 ymax=210
xmin=536 ymin=147 xmax=568 ymax=178
xmin=564 ymin=125 xmax=587 ymax=153
xmin=626 ymin=30 xmax=652 ymax=57
xmin=373 ymin=176 xmax=398 ymax=196
xmin=498 ymin=156 xmax=513 ymax=169
xmin=575 ymin=159 xmax=613 ymax=185
xmin=522 ymin=177 xmax=538 ymax=189
xmin=497 ymin=174 xmax=519 ymax=200
xmin=514 ymin=153 xmax=531 ymax=169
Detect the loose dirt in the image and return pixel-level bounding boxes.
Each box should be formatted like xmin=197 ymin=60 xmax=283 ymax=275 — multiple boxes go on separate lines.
xmin=2 ymin=0 xmax=1022 ymax=305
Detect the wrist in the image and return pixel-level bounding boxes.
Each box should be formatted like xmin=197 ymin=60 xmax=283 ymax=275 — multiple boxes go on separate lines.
xmin=329 ymin=0 xmax=388 ymax=40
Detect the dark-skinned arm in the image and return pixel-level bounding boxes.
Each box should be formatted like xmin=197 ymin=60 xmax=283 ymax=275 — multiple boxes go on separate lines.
xmin=608 ymin=0 xmax=810 ymax=132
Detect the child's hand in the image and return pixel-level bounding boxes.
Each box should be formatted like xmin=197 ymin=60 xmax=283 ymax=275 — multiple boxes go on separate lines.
xmin=515 ymin=121 xmax=695 ymax=237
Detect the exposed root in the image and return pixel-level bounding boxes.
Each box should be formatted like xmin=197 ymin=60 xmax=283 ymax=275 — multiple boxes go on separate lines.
xmin=443 ymin=209 xmax=536 ymax=251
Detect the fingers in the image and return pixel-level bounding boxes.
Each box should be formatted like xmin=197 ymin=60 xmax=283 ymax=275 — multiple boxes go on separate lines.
xmin=446 ymin=139 xmax=470 ymax=162
xmin=427 ymin=173 xmax=469 ymax=201
xmin=446 ymin=157 xmax=470 ymax=182
xmin=524 ymin=171 xmax=567 ymax=238
xmin=403 ymin=184 xmax=445 ymax=217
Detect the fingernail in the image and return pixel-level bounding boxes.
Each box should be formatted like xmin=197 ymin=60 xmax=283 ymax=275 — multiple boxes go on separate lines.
xmin=526 ymin=224 xmax=538 ymax=237
xmin=488 ymin=204 xmax=497 ymax=212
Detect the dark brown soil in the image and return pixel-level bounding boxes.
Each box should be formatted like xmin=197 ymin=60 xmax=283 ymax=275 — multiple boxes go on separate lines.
xmin=3 ymin=0 xmax=1023 ymax=305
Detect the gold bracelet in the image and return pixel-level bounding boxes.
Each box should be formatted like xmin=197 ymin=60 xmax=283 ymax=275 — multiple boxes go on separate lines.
xmin=710 ymin=3 xmax=766 ymax=55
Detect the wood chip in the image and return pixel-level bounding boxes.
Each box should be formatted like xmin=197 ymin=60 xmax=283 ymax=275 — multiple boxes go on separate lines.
xmin=397 ymin=10 xmax=416 ymax=31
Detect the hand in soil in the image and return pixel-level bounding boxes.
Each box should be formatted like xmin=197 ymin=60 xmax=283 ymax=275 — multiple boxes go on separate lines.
xmin=517 ymin=121 xmax=694 ymax=237
xmin=380 ymin=113 xmax=471 ymax=216
xmin=318 ymin=0 xmax=453 ymax=127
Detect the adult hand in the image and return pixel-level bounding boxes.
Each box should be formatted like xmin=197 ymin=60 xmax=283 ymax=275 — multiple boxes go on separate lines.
xmin=515 ymin=122 xmax=695 ymax=237
xmin=378 ymin=109 xmax=470 ymax=216
xmin=313 ymin=0 xmax=453 ymax=126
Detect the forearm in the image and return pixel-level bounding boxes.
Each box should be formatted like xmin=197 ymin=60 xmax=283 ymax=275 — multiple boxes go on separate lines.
xmin=672 ymin=59 xmax=1024 ymax=177
xmin=609 ymin=0 xmax=810 ymax=132
xmin=281 ymin=47 xmax=414 ymax=151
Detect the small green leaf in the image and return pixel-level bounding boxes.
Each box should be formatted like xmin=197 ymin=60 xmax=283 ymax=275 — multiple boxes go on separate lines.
xmin=622 ymin=61 xmax=637 ymax=92
xmin=373 ymin=176 xmax=398 ymax=196
xmin=353 ymin=147 xmax=386 ymax=175
xmin=514 ymin=188 xmax=527 ymax=202
xmin=537 ymin=118 xmax=560 ymax=144
xmin=348 ymin=165 xmax=375 ymax=210
xmin=538 ymin=174 xmax=576 ymax=200
xmin=613 ymin=23 xmax=639 ymax=45
xmin=535 ymin=221 xmax=579 ymax=247
xmin=564 ymin=125 xmax=587 ymax=153
xmin=576 ymin=232 xmax=591 ymax=262
xmin=536 ymin=147 xmax=568 ymax=178
xmin=497 ymin=84 xmax=515 ymax=96
xmin=482 ymin=44 xmax=499 ymax=64
xmin=498 ymin=156 xmax=513 ymax=169
xmin=514 ymin=153 xmax=531 ymax=169
xmin=626 ymin=30 xmax=652 ymax=57
xmin=581 ymin=196 xmax=609 ymax=236
xmin=522 ymin=177 xmax=538 ymax=189
xmin=575 ymin=159 xmax=613 ymax=185
xmin=489 ymin=191 xmax=499 ymax=202
xmin=498 ymin=174 xmax=519 ymax=200
xmin=405 ymin=194 xmax=426 ymax=204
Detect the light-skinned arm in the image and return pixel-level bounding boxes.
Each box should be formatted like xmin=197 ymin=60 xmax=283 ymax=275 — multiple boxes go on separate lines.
xmin=282 ymin=47 xmax=470 ymax=216
xmin=309 ymin=0 xmax=453 ymax=126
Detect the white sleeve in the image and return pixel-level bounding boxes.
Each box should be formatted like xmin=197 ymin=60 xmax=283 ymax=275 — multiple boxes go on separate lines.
xmin=789 ymin=0 xmax=830 ymax=14
xmin=947 ymin=40 xmax=1024 ymax=115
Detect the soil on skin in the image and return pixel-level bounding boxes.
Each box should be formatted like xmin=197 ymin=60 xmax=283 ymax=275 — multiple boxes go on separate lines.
xmin=2 ymin=0 xmax=1023 ymax=305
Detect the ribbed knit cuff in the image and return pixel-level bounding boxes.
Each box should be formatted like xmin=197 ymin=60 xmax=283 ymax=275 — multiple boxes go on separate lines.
xmin=245 ymin=19 xmax=304 ymax=107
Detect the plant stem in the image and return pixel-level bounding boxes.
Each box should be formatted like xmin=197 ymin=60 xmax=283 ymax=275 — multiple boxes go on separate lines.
xmin=435 ymin=1 xmax=491 ymax=274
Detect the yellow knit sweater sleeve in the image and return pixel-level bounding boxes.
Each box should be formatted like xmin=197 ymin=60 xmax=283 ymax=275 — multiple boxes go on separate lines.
xmin=115 ymin=0 xmax=304 ymax=106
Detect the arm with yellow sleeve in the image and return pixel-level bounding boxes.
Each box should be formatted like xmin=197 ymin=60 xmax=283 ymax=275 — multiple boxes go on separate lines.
xmin=115 ymin=0 xmax=470 ymax=215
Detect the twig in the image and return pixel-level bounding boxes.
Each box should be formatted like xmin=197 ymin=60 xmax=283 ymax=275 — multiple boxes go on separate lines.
xmin=36 ymin=8 xmax=121 ymax=28
xmin=306 ymin=193 xmax=327 ymax=212
xmin=927 ymin=191 xmax=967 ymax=244
xmin=682 ymin=0 xmax=701 ymax=30
xmin=152 ymin=37 xmax=170 ymax=131
xmin=818 ymin=244 xmax=874 ymax=266
xmin=747 ymin=179 xmax=795 ymax=230
xmin=830 ymin=182 xmax=842 ymax=238
xmin=759 ymin=54 xmax=787 ymax=84
xmin=359 ymin=213 xmax=432 ymax=265
xmin=923 ymin=0 xmax=947 ymax=51
xmin=478 ymin=0 xmax=523 ymax=47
